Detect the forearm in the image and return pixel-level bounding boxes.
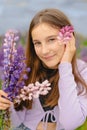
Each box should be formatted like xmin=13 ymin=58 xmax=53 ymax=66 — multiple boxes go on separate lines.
xmin=58 ymin=62 xmax=86 ymax=130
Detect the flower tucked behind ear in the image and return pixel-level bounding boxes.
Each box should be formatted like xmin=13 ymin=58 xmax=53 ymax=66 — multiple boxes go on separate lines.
xmin=57 ymin=25 xmax=74 ymax=44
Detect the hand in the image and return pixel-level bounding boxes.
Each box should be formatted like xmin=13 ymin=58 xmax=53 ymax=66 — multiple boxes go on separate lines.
xmin=60 ymin=35 xmax=76 ymax=63
xmin=0 ymin=90 xmax=12 ymax=110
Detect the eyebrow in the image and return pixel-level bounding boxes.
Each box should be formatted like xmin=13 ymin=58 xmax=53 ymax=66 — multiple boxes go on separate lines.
xmin=46 ymin=35 xmax=58 ymax=39
xmin=33 ymin=40 xmax=40 ymax=43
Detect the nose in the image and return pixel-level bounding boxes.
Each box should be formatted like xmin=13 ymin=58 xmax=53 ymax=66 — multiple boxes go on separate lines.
xmin=41 ymin=44 xmax=49 ymax=54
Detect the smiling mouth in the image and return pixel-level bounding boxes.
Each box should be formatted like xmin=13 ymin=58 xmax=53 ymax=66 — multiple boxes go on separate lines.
xmin=44 ymin=55 xmax=55 ymax=60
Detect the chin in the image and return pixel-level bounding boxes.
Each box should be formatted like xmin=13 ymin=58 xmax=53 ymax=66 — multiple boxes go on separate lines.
xmin=46 ymin=65 xmax=58 ymax=69
xmin=42 ymin=61 xmax=59 ymax=69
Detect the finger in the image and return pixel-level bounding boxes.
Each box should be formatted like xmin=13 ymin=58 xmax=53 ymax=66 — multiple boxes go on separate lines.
xmin=65 ymin=41 xmax=70 ymax=50
xmin=0 ymin=106 xmax=7 ymax=110
xmin=0 ymin=90 xmax=8 ymax=97
xmin=70 ymin=35 xmax=76 ymax=46
xmin=0 ymin=105 xmax=10 ymax=110
xmin=70 ymin=37 xmax=76 ymax=52
xmin=0 ymin=96 xmax=11 ymax=104
xmin=66 ymin=36 xmax=75 ymax=50
xmin=0 ymin=102 xmax=10 ymax=108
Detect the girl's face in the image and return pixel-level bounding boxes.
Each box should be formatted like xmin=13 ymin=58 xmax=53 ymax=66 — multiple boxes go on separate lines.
xmin=32 ymin=23 xmax=65 ymax=69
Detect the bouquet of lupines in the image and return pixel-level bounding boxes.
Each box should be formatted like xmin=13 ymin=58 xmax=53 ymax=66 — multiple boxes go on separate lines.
xmin=0 ymin=30 xmax=31 ymax=130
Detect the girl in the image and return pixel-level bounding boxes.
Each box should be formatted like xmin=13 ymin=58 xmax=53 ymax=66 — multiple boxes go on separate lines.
xmin=0 ymin=8 xmax=87 ymax=130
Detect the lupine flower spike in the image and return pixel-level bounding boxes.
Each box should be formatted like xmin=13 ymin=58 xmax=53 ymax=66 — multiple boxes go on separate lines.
xmin=57 ymin=25 xmax=74 ymax=44
xmin=2 ymin=30 xmax=30 ymax=102
xmin=15 ymin=80 xmax=51 ymax=104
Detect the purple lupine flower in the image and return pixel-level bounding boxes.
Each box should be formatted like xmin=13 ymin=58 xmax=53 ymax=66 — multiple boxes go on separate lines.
xmin=0 ymin=46 xmax=5 ymax=80
xmin=0 ymin=43 xmax=25 ymax=81
xmin=57 ymin=25 xmax=74 ymax=44
xmin=0 ymin=46 xmax=4 ymax=67
xmin=15 ymin=80 xmax=51 ymax=104
xmin=17 ymin=44 xmax=25 ymax=55
xmin=2 ymin=30 xmax=30 ymax=102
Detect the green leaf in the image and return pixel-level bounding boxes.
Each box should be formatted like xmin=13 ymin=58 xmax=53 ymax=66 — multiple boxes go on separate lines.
xmin=76 ymin=119 xmax=87 ymax=130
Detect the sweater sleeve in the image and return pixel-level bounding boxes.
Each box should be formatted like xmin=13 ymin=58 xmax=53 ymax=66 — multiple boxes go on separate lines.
xmin=58 ymin=62 xmax=87 ymax=130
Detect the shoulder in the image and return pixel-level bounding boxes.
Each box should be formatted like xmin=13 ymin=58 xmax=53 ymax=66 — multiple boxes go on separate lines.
xmin=76 ymin=59 xmax=87 ymax=92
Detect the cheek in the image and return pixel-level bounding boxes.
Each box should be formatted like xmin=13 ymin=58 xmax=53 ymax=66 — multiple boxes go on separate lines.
xmin=56 ymin=44 xmax=65 ymax=53
xmin=34 ymin=47 xmax=40 ymax=56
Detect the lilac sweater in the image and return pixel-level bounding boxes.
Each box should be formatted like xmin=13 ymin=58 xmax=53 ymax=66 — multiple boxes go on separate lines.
xmin=10 ymin=59 xmax=87 ymax=130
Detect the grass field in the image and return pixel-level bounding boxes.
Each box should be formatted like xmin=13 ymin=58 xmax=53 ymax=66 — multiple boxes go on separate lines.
xmin=76 ymin=119 xmax=87 ymax=130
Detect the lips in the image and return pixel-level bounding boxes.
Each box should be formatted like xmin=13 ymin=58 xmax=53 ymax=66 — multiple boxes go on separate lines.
xmin=43 ymin=55 xmax=55 ymax=60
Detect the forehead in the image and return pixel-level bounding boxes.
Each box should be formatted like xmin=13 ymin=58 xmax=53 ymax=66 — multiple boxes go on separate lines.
xmin=31 ymin=23 xmax=59 ymax=39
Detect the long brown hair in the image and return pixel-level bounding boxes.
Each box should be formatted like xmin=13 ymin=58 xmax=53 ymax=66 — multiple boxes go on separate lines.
xmin=15 ymin=8 xmax=87 ymax=110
